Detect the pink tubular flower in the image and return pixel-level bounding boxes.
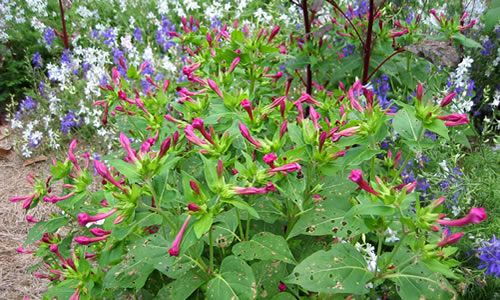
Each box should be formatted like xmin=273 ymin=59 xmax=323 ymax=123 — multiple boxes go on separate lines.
xmin=16 ymin=246 xmax=34 ymax=254
xmin=159 ymin=137 xmax=172 ymax=158
xmin=68 ymin=139 xmax=81 ymax=172
xmin=348 ymin=169 xmax=380 ymax=196
xmin=263 ymin=153 xmax=278 ymax=167
xmin=347 ymin=80 xmax=364 ymax=112
xmin=26 ymin=215 xmax=38 ymax=223
xmin=69 ymin=288 xmax=80 ymax=300
xmin=10 ymin=194 xmax=36 ymax=210
xmin=168 ymin=215 xmax=192 ymax=256
xmin=90 ymin=228 xmax=112 ymax=237
xmin=74 ymin=235 xmax=109 ymax=245
xmin=437 ymin=207 xmax=487 ymax=227
xmin=217 ymin=160 xmax=224 ymax=178
xmin=309 ymin=107 xmax=321 ymax=130
xmin=111 ymin=67 xmax=121 ymax=87
xmin=187 ymin=203 xmax=200 ymax=212
xmin=228 ymin=57 xmax=240 ymax=73
xmin=294 ymin=93 xmax=321 ymax=106
xmin=439 ymin=92 xmax=457 ymax=107
xmin=189 ymin=180 xmax=201 ymax=195
xmin=234 ymin=182 xmax=276 ymax=195
xmin=94 ymin=160 xmax=125 ymax=191
xmin=119 ymin=133 xmax=138 ymax=162
xmin=192 ymin=118 xmax=214 ymax=144
xmin=389 ymin=28 xmax=409 ymax=38
xmin=279 ymin=121 xmax=288 ymax=139
xmin=437 ymin=232 xmax=464 ymax=247
xmin=241 ymin=99 xmax=254 ymax=121
xmin=332 ymin=126 xmax=359 ymax=142
xmin=43 ymin=192 xmax=75 ymax=204
xmin=184 ymin=125 xmax=208 ymax=146
xmin=207 ymin=78 xmax=224 ymax=99
xmin=269 ymin=162 xmax=301 ymax=174
xmin=77 ymin=208 xmax=117 ymax=227
xmin=437 ymin=113 xmax=469 ymax=126
xmin=238 ymin=123 xmax=262 ymax=148
xmin=459 ymin=20 xmax=477 ymax=32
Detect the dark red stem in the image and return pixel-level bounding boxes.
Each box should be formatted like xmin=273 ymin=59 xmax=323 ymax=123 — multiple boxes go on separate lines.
xmin=366 ymin=48 xmax=405 ymax=82
xmin=362 ymin=0 xmax=375 ymax=84
xmin=301 ymin=0 xmax=312 ymax=95
xmin=58 ymin=0 xmax=70 ymax=49
xmin=325 ymin=0 xmax=365 ymax=47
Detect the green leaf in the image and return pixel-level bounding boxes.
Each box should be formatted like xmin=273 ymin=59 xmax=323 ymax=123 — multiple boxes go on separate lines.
xmin=425 ymin=118 xmax=449 ymax=140
xmin=285 ymin=244 xmax=373 ymax=294
xmin=223 ymin=199 xmax=260 ymax=219
xmin=287 ymin=199 xmax=367 ymax=240
xmin=194 ymin=213 xmax=214 ymax=238
xmin=384 ymin=247 xmax=456 ymax=300
xmin=156 ymin=269 xmax=208 ymax=300
xmin=206 ymin=256 xmax=256 ymax=300
xmin=452 ymin=33 xmax=482 ymax=49
xmin=233 ymin=232 xmax=296 ymax=264
xmin=252 ymin=260 xmax=289 ymax=299
xmin=108 ymin=159 xmax=141 ymax=183
xmin=26 ymin=216 xmax=69 ymax=244
xmin=348 ymin=203 xmax=397 ymax=216
xmin=484 ymin=7 xmax=500 ymax=30
xmin=393 ymin=107 xmax=422 ymax=142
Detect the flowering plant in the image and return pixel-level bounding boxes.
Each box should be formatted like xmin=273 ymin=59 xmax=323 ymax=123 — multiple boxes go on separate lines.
xmin=9 ymin=0 xmax=496 ymax=299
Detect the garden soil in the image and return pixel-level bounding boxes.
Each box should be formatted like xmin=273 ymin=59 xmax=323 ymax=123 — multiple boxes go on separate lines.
xmin=0 ymin=125 xmax=50 ymax=299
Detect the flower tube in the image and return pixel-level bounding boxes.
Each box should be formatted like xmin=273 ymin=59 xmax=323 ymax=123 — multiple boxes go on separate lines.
xmin=168 ymin=215 xmax=192 ymax=256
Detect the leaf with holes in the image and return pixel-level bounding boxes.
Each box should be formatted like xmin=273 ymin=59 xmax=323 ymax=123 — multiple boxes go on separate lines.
xmin=285 ymin=244 xmax=373 ymax=294
xmin=206 ymin=256 xmax=256 ymax=300
xmin=287 ymin=199 xmax=367 ymax=240
xmin=252 ymin=260 xmax=288 ymax=299
xmin=233 ymin=232 xmax=296 ymax=264
xmin=156 ymin=269 xmax=209 ymax=300
xmin=384 ymin=247 xmax=456 ymax=300
xmin=393 ymin=107 xmax=422 ymax=142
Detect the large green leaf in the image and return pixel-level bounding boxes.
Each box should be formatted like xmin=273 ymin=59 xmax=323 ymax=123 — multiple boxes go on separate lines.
xmin=287 ymin=199 xmax=367 ymax=240
xmin=156 ymin=269 xmax=208 ymax=300
xmin=252 ymin=260 xmax=288 ymax=299
xmin=285 ymin=244 xmax=373 ymax=294
xmin=393 ymin=107 xmax=422 ymax=142
xmin=384 ymin=247 xmax=456 ymax=300
xmin=206 ymin=256 xmax=256 ymax=300
xmin=108 ymin=159 xmax=141 ymax=183
xmin=452 ymin=33 xmax=482 ymax=49
xmin=233 ymin=232 xmax=296 ymax=264
xmin=26 ymin=216 xmax=69 ymax=244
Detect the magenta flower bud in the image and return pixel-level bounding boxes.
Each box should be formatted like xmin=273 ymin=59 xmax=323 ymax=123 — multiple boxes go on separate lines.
xmin=192 ymin=118 xmax=214 ymax=144
xmin=263 ymin=153 xmax=278 ymax=167
xmin=437 ymin=207 xmax=487 ymax=227
xmin=348 ymin=169 xmax=380 ymax=196
xmin=278 ymin=282 xmax=287 ymax=292
xmin=94 ymin=160 xmax=124 ymax=191
xmin=280 ymin=121 xmax=288 ymax=139
xmin=16 ymin=246 xmax=34 ymax=254
xmin=241 ymin=99 xmax=254 ymax=121
xmin=228 ymin=57 xmax=240 ymax=73
xmin=74 ymin=235 xmax=109 ymax=245
xmin=49 ymin=244 xmax=58 ymax=253
xmin=159 ymin=137 xmax=172 ymax=158
xmin=268 ymin=25 xmax=281 ymax=42
xmin=43 ymin=192 xmax=75 ymax=204
xmin=437 ymin=113 xmax=469 ymax=126
xmin=309 ymin=106 xmax=321 ymax=130
xmin=389 ymin=28 xmax=409 ymax=38
xmin=168 ymin=215 xmax=192 ymax=256
xmin=164 ymin=114 xmax=181 ymax=124
xmin=69 ymin=288 xmax=81 ymax=300
xmin=269 ymin=96 xmax=286 ymax=109
xmin=416 ymin=83 xmax=423 ymax=101
xmin=77 ymin=208 xmax=117 ymax=227
xmin=184 ymin=125 xmax=208 ymax=146
xmin=239 ymin=123 xmax=262 ymax=148
xmin=206 ymin=32 xmax=213 ymax=45
xmin=26 ymin=215 xmax=38 ymax=223
xmin=207 ymin=78 xmax=224 ymax=99
xmin=319 ymin=131 xmax=327 ymax=152
xmin=90 ymin=228 xmax=112 ymax=237
xmin=269 ymin=162 xmax=301 ymax=174
xmin=459 ymin=20 xmax=477 ymax=31
xmin=187 ymin=203 xmax=200 ymax=212
xmin=189 ymin=180 xmax=201 ymax=195
xmin=439 ymin=92 xmax=457 ymax=107
xmin=294 ymin=93 xmax=321 ymax=106
xmin=68 ymin=139 xmax=81 ymax=171
xmin=234 ymin=182 xmax=276 ymax=195
xmin=437 ymin=232 xmax=464 ymax=247
xmin=119 ymin=133 xmax=138 ymax=162
xmin=111 ymin=67 xmax=121 ymax=86
xmin=10 ymin=194 xmax=36 ymax=209
xmin=217 ymin=160 xmax=224 ymax=178
xmin=348 ymin=80 xmax=364 ymax=112
xmin=173 ymin=131 xmax=179 ymax=145
xmin=100 ymin=199 xmax=109 ymax=207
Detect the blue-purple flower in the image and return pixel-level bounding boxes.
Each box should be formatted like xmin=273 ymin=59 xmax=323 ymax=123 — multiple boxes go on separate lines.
xmin=60 ymin=111 xmax=82 ymax=135
xmin=32 ymin=52 xmax=42 ymax=68
xmin=20 ymin=96 xmax=37 ymax=112
xmin=43 ymin=28 xmax=56 ymax=46
xmin=477 ymin=235 xmax=500 ymax=277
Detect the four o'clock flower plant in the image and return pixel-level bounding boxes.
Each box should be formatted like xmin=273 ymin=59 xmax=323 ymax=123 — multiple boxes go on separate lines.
xmin=8 ymin=4 xmax=490 ymax=299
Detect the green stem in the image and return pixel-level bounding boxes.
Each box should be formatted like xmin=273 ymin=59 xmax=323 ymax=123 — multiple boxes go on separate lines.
xmin=374 ymin=233 xmax=383 ymax=277
xmin=245 ymin=217 xmax=252 ymax=240
xmin=235 ymin=209 xmax=245 ymax=241
xmin=209 ymin=226 xmax=214 ymax=273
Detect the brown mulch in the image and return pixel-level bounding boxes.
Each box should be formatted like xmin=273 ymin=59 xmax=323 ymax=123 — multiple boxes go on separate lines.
xmin=0 ymin=126 xmax=52 ymax=299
